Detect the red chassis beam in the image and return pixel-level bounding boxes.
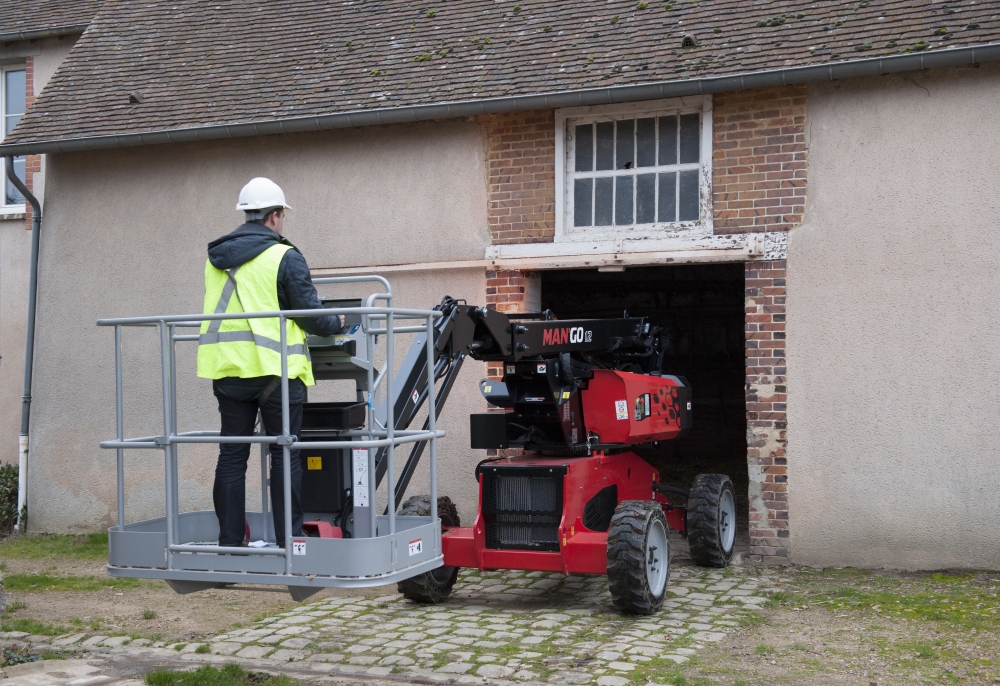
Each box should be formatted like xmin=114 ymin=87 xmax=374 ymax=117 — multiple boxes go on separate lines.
xmin=442 ymin=451 xmax=687 ymax=575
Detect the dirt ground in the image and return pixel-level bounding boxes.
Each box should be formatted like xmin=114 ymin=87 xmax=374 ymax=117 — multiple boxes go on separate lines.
xmin=0 ymin=552 xmax=371 ymax=642
xmin=681 ymin=568 xmax=1000 ymax=686
xmin=2 ymin=537 xmax=999 ymax=685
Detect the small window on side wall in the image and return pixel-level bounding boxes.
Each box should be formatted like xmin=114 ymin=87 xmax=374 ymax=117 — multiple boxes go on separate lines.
xmin=1 ymin=67 xmax=26 ymax=207
xmin=560 ymin=98 xmax=710 ymax=237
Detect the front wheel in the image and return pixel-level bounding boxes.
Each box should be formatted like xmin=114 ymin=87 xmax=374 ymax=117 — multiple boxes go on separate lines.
xmin=607 ymin=500 xmax=669 ymax=615
xmin=687 ymin=473 xmax=737 ymax=567
xmin=396 ymin=495 xmax=460 ymax=603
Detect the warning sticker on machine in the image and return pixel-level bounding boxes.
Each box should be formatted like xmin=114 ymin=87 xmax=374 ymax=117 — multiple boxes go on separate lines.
xmin=292 ymin=539 xmax=307 ymax=556
xmin=615 ymin=400 xmax=628 ymax=420
xmin=352 ymin=449 xmax=369 ymax=508
xmin=408 ymin=539 xmax=423 ymax=556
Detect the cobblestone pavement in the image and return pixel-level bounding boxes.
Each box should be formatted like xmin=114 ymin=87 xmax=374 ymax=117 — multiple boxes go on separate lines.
xmin=1 ymin=562 xmax=790 ymax=685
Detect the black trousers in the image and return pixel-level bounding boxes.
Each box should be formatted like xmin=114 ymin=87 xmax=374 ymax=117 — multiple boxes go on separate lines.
xmin=213 ymin=376 xmax=306 ymax=547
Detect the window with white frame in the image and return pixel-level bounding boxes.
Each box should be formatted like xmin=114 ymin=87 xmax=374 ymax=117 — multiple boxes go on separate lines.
xmin=559 ymin=98 xmax=710 ymax=237
xmin=1 ymin=66 xmax=26 ymax=208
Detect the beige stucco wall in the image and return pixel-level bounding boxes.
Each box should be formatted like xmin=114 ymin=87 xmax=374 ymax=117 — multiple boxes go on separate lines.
xmin=0 ymin=35 xmax=80 ymax=469
xmin=787 ymin=63 xmax=1000 ymax=569
xmin=27 ymin=120 xmax=489 ymax=532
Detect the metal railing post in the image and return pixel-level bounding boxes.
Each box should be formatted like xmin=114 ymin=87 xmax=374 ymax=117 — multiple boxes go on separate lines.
xmin=425 ymin=314 xmax=438 ymax=542
xmin=385 ymin=310 xmax=396 ymax=556
xmin=279 ymin=315 xmax=293 ymax=575
xmin=168 ymin=324 xmax=180 ymax=527
xmin=365 ymin=308 xmax=377 ymax=540
xmin=115 ymin=325 xmax=125 ymax=531
xmin=259 ymin=411 xmax=271 ymax=543
xmin=158 ymin=321 xmax=175 ymax=570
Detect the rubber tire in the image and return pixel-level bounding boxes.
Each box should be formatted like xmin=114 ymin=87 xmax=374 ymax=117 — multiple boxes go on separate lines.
xmin=687 ymin=473 xmax=736 ymax=568
xmin=396 ymin=495 xmax=460 ymax=603
xmin=606 ymin=500 xmax=669 ymax=615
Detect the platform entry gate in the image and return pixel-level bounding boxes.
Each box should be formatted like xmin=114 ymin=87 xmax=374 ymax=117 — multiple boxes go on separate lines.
xmin=99 ymin=276 xmax=446 ymax=600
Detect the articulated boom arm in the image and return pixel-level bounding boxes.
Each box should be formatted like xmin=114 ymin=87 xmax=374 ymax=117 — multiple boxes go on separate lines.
xmin=359 ymin=298 xmax=691 ymax=504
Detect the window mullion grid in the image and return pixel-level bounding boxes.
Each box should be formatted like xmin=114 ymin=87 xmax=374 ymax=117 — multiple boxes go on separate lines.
xmin=629 ymin=121 xmax=636 ymax=226
xmin=1 ymin=68 xmax=5 ymax=204
xmin=567 ymin=109 xmax=703 ymax=229
xmin=591 ymin=123 xmax=596 ymax=226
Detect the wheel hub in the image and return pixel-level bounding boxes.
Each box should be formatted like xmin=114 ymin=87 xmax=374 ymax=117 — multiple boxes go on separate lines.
xmin=719 ymin=489 xmax=736 ymax=553
xmin=645 ymin=518 xmax=668 ymax=595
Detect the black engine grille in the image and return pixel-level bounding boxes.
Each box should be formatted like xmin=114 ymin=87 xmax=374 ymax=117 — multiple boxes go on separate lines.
xmin=481 ymin=466 xmax=566 ymax=552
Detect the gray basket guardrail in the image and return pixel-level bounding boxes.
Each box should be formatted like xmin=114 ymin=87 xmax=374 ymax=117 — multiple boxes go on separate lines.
xmin=98 ymin=276 xmax=446 ymax=599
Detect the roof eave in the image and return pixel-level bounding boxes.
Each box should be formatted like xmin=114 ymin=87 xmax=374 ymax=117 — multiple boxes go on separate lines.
xmin=3 ymin=42 xmax=998 ymax=157
xmin=0 ymin=23 xmax=88 ymax=44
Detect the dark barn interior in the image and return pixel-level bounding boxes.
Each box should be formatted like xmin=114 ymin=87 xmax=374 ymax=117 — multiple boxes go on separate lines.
xmin=541 ymin=264 xmax=749 ymax=531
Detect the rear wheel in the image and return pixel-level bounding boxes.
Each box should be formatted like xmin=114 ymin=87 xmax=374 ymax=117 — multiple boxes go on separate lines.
xmin=687 ymin=474 xmax=736 ymax=567
xmin=396 ymin=495 xmax=460 ymax=603
xmin=606 ymin=500 xmax=669 ymax=615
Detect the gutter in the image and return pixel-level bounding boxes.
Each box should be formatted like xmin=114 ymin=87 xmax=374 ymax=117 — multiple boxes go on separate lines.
xmin=4 ymin=157 xmax=42 ymax=531
xmin=0 ymin=42 xmax=998 ymax=157
xmin=0 ymin=24 xmax=88 ymax=43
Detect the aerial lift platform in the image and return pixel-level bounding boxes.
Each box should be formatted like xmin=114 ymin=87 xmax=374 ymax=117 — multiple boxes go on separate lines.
xmin=101 ymin=278 xmax=735 ymax=612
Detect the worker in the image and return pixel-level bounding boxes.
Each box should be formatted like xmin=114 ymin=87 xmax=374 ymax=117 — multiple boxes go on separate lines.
xmin=197 ymin=177 xmax=345 ymax=549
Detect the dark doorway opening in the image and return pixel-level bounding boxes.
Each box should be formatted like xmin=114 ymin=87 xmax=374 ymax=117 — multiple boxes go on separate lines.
xmin=541 ymin=264 xmax=749 ymax=533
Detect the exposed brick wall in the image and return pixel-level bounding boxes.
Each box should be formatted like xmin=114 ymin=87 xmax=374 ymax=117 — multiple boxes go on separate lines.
xmin=22 ymin=56 xmax=39 ymax=229
xmin=713 ymin=85 xmax=807 ymax=234
xmin=745 ymin=259 xmax=788 ymax=562
xmin=484 ymin=268 xmax=540 ymax=379
xmin=483 ymin=110 xmax=556 ymax=245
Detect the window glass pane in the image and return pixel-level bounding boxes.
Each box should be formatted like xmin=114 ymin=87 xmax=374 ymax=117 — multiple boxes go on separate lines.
xmin=614 ymin=176 xmax=633 ymax=226
xmin=573 ymin=178 xmax=593 ymax=227
xmin=615 ymin=119 xmax=634 ymax=170
xmin=679 ymin=113 xmax=700 ymax=163
xmin=594 ymin=177 xmax=613 ymax=226
xmin=658 ymin=116 xmax=677 ymax=165
xmin=5 ymin=113 xmax=21 ymax=136
xmin=679 ymin=169 xmax=700 ymax=221
xmin=574 ymin=124 xmax=593 ymax=172
xmin=657 ymin=172 xmax=676 ymax=222
xmin=636 ymin=173 xmax=655 ymax=224
xmin=6 ymin=156 xmax=24 ymax=204
xmin=636 ymin=118 xmax=655 ymax=168
xmin=5 ymin=70 xmax=25 ymax=116
xmin=595 ymin=122 xmax=614 ymax=171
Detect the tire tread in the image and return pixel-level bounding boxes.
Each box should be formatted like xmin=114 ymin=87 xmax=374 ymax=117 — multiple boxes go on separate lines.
xmin=396 ymin=495 xmax=460 ymax=603
xmin=606 ymin=500 xmax=668 ymax=615
xmin=687 ymin=473 xmax=736 ymax=568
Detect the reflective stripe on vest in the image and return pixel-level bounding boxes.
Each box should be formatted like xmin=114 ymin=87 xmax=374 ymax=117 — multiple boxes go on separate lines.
xmin=196 ymin=243 xmax=314 ymax=385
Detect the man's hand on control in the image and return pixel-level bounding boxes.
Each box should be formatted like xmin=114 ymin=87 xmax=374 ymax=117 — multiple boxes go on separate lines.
xmin=338 ymin=315 xmax=346 ymax=330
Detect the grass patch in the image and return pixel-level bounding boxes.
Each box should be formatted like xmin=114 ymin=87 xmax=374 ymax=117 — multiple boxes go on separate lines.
xmin=0 ymin=616 xmax=72 ymax=635
xmin=145 ymin=664 xmax=298 ymax=685
xmin=4 ymin=573 xmax=141 ymax=593
xmin=142 ymin=609 xmax=158 ymax=620
xmin=780 ymin=567 xmax=1000 ymax=635
xmin=0 ymin=533 xmax=108 ymax=560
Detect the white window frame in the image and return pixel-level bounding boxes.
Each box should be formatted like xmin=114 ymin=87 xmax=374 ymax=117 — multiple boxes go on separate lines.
xmin=0 ymin=63 xmax=27 ymax=214
xmin=554 ymin=95 xmax=713 ymax=243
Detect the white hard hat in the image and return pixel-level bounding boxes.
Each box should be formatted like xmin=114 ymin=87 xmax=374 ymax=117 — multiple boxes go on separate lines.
xmin=236 ymin=177 xmax=292 ymax=212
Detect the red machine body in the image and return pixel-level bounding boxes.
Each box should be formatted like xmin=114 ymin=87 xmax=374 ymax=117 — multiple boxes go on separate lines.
xmin=580 ymin=370 xmax=691 ymax=445
xmin=442 ymin=449 xmax=687 ymax=574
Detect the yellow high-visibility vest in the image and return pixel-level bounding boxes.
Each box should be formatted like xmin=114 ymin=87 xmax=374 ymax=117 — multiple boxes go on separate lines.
xmin=196 ymin=243 xmax=314 ymax=386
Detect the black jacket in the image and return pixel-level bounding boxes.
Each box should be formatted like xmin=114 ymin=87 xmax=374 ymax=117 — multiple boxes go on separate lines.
xmin=206 ymin=223 xmax=342 ymax=337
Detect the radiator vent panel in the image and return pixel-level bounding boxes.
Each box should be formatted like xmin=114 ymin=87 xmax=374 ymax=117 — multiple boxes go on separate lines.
xmin=481 ymin=467 xmax=565 ymax=552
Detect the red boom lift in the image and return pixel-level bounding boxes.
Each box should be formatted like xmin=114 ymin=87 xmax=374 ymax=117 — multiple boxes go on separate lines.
xmin=380 ymin=299 xmax=737 ymax=615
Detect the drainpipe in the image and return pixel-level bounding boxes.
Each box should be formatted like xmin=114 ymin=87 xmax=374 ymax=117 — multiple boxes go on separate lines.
xmin=5 ymin=156 xmax=41 ymax=531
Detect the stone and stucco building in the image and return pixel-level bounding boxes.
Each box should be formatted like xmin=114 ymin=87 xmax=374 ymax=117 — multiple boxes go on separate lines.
xmin=1 ymin=0 xmax=999 ymax=569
